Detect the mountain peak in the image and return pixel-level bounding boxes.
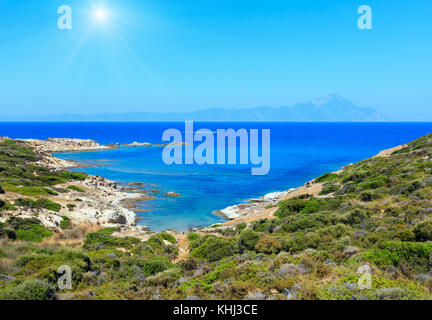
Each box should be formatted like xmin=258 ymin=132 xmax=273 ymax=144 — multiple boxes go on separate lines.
xmin=308 ymin=93 xmax=350 ymax=107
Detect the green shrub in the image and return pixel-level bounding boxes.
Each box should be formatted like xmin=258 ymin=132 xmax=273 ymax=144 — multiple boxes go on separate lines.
xmin=4 ymin=185 xmax=59 ymax=196
xmin=5 ymin=217 xmax=53 ymax=242
xmin=147 ymin=235 xmax=167 ymax=254
xmin=66 ymin=185 xmax=86 ymax=193
xmin=276 ymin=197 xmax=342 ymax=218
xmin=394 ymin=228 xmax=416 ymax=242
xmin=235 ymin=223 xmax=247 ymax=233
xmin=397 ymin=181 xmax=422 ymax=196
xmin=340 ymin=209 xmax=371 ymax=226
xmin=254 ymin=236 xmax=282 ymax=254
xmin=181 ymin=256 xmax=198 ymax=271
xmin=315 ymin=172 xmax=339 ymax=183
xmin=60 ymin=216 xmax=71 ymax=229
xmin=42 ymin=188 xmax=59 ymax=196
xmin=362 ymin=241 xmax=432 ymax=271
xmin=58 ymin=172 xmax=87 ymax=181
xmin=359 ymin=175 xmax=390 ymax=190
xmin=282 ymin=211 xmax=337 ymax=232
xmin=187 ymin=233 xmax=200 ymax=241
xmin=413 ymin=220 xmax=432 ymax=242
xmin=238 ymin=228 xmax=259 ymax=252
xmin=0 ymin=279 xmax=56 ymax=300
xmin=14 ymin=198 xmax=61 ymax=212
xmin=158 ymin=232 xmax=177 ymax=244
xmin=0 ymin=224 xmax=17 ymax=240
xmin=0 ymin=200 xmax=16 ymax=211
xmin=84 ymin=228 xmax=140 ymax=250
xmin=142 ymin=255 xmax=177 ymax=276
xmin=359 ymin=190 xmax=381 ymax=202
xmin=144 ymin=268 xmax=182 ymax=287
xmin=191 ymin=236 xmax=238 ymax=262
xmin=35 ymin=199 xmax=61 ymax=212
xmin=319 ymin=184 xmax=339 ymax=195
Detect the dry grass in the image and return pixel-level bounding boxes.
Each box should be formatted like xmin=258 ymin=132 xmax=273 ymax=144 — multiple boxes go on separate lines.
xmin=39 ymin=224 xmax=102 ymax=248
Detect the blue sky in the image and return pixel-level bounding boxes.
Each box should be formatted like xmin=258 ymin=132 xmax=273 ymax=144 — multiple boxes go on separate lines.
xmin=0 ymin=0 xmax=431 ymax=120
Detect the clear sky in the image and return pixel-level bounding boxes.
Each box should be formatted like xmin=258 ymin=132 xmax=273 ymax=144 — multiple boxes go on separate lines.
xmin=0 ymin=0 xmax=431 ymax=120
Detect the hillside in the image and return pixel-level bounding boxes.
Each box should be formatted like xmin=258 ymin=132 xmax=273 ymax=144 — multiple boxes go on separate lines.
xmin=1 ymin=133 xmax=432 ymax=300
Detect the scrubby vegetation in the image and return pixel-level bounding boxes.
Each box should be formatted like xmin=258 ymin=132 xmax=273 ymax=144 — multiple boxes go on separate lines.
xmin=66 ymin=186 xmax=86 ymax=193
xmin=0 ymin=140 xmax=87 ymax=196
xmin=0 ymin=217 xmax=53 ymax=242
xmin=14 ymin=198 xmax=62 ymax=213
xmin=1 ymin=134 xmax=432 ymax=300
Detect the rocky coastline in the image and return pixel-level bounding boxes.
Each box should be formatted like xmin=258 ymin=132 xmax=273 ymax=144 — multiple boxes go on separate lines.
xmin=1 ymin=136 xmax=407 ymax=236
xmin=0 ymin=137 xmax=153 ymax=237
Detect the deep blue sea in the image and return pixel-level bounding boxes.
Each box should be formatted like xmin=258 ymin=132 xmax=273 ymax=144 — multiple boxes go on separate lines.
xmin=1 ymin=122 xmax=431 ymax=231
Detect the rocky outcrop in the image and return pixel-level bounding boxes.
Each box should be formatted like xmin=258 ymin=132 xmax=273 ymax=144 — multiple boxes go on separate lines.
xmin=0 ymin=139 xmax=145 ymax=230
xmin=164 ymin=192 xmax=182 ymax=197
xmin=121 ymin=142 xmax=152 ymax=147
xmin=20 ymin=138 xmax=113 ymax=153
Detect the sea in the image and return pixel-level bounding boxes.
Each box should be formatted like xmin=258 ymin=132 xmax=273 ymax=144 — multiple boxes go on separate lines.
xmin=1 ymin=122 xmax=431 ymax=231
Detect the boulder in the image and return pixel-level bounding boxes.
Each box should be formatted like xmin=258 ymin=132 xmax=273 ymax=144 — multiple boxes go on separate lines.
xmin=243 ymin=291 xmax=266 ymax=300
xmin=343 ymin=246 xmax=360 ymax=257
xmin=283 ymin=288 xmax=297 ymax=300
xmin=357 ymin=264 xmax=372 ymax=274
xmin=276 ymin=264 xmax=301 ymax=277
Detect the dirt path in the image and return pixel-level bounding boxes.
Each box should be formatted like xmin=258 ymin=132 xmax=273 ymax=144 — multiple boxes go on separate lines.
xmin=374 ymin=144 xmax=406 ymax=157
xmin=173 ymin=233 xmax=190 ymax=263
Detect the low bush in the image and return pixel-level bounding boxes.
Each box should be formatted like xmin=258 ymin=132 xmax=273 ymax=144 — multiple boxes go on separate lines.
xmin=255 ymin=236 xmax=282 ymax=254
xmin=14 ymin=198 xmax=62 ymax=212
xmin=0 ymin=279 xmax=56 ymax=300
xmin=58 ymin=172 xmax=87 ymax=181
xmin=84 ymin=228 xmax=141 ymax=250
xmin=315 ymin=172 xmax=339 ymax=183
xmin=238 ymin=228 xmax=259 ymax=252
xmin=413 ymin=220 xmax=432 ymax=242
xmin=362 ymin=241 xmax=432 ymax=271
xmin=5 ymin=217 xmax=53 ymax=242
xmin=60 ymin=216 xmax=71 ymax=229
xmin=66 ymin=185 xmax=86 ymax=193
xmin=359 ymin=191 xmax=381 ymax=202
xmin=191 ymin=236 xmax=238 ymax=262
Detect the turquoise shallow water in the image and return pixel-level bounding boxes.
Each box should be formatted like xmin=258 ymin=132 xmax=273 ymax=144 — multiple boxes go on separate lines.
xmin=1 ymin=122 xmax=432 ymax=231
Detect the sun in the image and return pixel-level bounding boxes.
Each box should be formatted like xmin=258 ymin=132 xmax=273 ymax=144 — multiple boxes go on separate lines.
xmin=94 ymin=9 xmax=108 ymax=21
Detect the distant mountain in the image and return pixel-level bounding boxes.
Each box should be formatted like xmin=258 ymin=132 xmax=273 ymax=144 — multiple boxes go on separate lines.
xmin=0 ymin=94 xmax=388 ymax=122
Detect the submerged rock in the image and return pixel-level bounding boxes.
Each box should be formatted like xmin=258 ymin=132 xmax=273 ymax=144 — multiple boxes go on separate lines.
xmin=164 ymin=192 xmax=182 ymax=197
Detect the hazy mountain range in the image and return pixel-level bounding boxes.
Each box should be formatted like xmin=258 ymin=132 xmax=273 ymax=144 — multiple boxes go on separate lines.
xmin=0 ymin=94 xmax=388 ymax=122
